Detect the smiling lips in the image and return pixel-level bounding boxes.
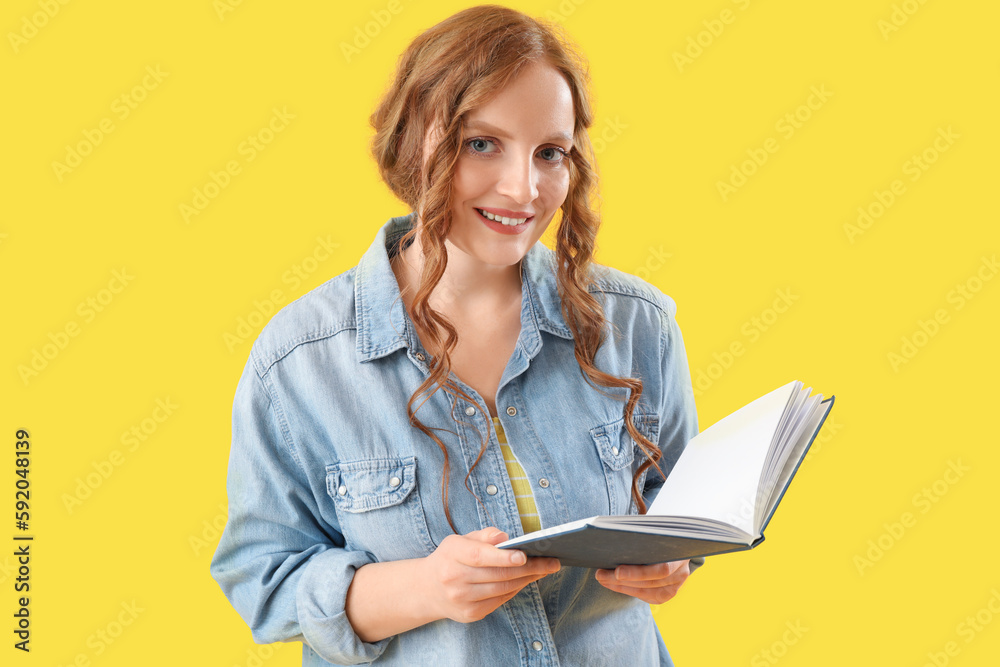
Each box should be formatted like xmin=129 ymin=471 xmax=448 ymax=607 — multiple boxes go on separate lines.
xmin=475 ymin=207 xmax=534 ymax=226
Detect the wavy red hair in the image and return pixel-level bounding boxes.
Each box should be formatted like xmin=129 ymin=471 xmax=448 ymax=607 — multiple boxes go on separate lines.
xmin=369 ymin=4 xmax=663 ymax=531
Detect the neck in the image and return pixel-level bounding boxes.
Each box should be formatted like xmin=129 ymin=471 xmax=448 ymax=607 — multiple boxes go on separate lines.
xmin=391 ymin=223 xmax=523 ymax=319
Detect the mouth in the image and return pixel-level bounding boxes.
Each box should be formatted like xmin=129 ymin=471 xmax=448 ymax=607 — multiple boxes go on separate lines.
xmin=474 ymin=207 xmax=534 ymax=227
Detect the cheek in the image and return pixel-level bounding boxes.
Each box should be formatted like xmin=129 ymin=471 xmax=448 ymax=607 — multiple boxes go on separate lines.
xmin=541 ymin=168 xmax=571 ymax=207
xmin=452 ymin=159 xmax=493 ymax=200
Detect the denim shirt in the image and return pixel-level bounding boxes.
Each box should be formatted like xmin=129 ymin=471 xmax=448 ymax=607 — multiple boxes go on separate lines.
xmin=210 ymin=213 xmax=701 ymax=666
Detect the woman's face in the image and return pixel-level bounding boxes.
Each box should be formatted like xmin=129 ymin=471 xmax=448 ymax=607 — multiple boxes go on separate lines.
xmin=428 ymin=60 xmax=576 ymax=271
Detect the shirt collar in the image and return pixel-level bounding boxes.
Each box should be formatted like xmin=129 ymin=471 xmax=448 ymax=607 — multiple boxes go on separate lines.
xmin=354 ymin=212 xmax=574 ymax=364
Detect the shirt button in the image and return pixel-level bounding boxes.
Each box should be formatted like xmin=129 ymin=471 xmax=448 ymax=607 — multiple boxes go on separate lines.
xmin=389 ymin=476 xmax=401 ymax=488
xmin=506 ymin=406 xmax=517 ymax=416
xmin=612 ymin=446 xmax=619 ymax=455
xmin=337 ymin=485 xmax=347 ymax=496
xmin=538 ymin=478 xmax=549 ymax=488
xmin=486 ymin=484 xmax=499 ymax=496
xmin=465 ymin=406 xmax=476 ymax=416
xmin=415 ymin=352 xmax=426 ymax=361
xmin=531 ymin=640 xmax=543 ymax=651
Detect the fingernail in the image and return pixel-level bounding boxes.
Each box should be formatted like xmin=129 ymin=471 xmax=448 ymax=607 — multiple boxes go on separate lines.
xmin=511 ymin=551 xmax=526 ymax=565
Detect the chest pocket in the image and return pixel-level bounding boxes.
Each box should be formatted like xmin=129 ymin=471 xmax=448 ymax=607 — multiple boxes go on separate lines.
xmin=326 ymin=456 xmax=437 ymax=560
xmin=590 ymin=414 xmax=659 ymax=516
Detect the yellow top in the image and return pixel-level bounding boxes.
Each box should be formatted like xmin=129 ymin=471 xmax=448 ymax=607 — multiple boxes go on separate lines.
xmin=492 ymin=416 xmax=541 ymax=534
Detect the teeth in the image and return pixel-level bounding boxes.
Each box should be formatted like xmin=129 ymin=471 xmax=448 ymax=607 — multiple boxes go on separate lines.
xmin=478 ymin=208 xmax=528 ymax=225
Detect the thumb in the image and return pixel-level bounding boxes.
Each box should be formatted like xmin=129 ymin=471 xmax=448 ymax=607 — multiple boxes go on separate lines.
xmin=466 ymin=527 xmax=508 ymax=544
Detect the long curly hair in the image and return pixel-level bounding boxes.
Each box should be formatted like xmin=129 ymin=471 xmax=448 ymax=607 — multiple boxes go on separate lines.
xmin=369 ymin=4 xmax=663 ymax=531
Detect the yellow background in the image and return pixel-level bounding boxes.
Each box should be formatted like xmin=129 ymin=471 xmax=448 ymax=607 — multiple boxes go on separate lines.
xmin=3 ymin=0 xmax=997 ymax=665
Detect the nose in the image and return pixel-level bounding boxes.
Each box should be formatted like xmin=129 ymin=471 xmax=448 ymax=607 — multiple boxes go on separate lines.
xmin=495 ymin=151 xmax=539 ymax=205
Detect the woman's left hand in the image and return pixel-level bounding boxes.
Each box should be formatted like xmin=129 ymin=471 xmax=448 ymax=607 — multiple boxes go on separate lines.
xmin=594 ymin=559 xmax=691 ymax=604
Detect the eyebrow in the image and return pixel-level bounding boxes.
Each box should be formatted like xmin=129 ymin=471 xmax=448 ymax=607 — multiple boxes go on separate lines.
xmin=463 ymin=119 xmax=573 ymax=145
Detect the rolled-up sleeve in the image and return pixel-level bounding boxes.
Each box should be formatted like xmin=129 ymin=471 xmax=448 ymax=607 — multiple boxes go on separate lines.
xmin=641 ymin=300 xmax=705 ymax=574
xmin=210 ymin=351 xmax=392 ymax=664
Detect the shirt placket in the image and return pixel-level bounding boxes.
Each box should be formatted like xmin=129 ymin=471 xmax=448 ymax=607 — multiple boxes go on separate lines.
xmin=400 ymin=259 xmax=562 ymax=664
xmin=452 ymin=389 xmax=559 ymax=667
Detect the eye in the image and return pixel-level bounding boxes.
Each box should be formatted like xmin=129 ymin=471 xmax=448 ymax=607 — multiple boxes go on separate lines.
xmin=467 ymin=138 xmax=498 ymax=154
xmin=538 ymin=146 xmax=568 ymax=163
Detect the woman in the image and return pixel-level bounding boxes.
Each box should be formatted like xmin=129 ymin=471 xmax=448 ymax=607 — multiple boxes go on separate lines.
xmin=211 ymin=5 xmax=702 ymax=665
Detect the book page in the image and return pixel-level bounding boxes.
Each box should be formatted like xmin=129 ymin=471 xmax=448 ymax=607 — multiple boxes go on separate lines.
xmin=757 ymin=396 xmax=832 ymax=531
xmin=760 ymin=389 xmax=816 ymax=496
xmin=646 ymin=381 xmax=800 ymax=535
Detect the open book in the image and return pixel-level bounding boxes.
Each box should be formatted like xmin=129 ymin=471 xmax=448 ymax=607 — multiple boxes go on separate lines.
xmin=498 ymin=381 xmax=835 ymax=569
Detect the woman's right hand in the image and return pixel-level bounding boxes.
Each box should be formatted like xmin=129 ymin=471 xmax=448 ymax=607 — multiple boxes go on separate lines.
xmin=419 ymin=527 xmax=561 ymax=624
xmin=346 ymin=527 xmax=560 ymax=642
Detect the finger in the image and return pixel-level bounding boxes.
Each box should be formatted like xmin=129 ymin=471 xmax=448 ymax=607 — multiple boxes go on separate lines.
xmin=598 ymin=581 xmax=682 ymax=604
xmin=594 ymin=575 xmax=683 ymax=589
xmin=600 ymin=560 xmax=689 ymax=582
xmin=462 ymin=557 xmax=562 ymax=584
xmin=454 ymin=537 xmax=530 ymax=569
xmin=464 ymin=527 xmax=510 ymax=545
xmin=481 ymin=586 xmax=524 ymax=614
xmin=464 ymin=570 xmax=558 ymax=602
xmin=595 ymin=564 xmax=669 ymax=582
xmin=457 ymin=531 xmax=564 ymax=571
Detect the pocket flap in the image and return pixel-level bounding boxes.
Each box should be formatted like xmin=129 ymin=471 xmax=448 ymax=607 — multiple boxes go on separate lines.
xmin=590 ymin=414 xmax=659 ymax=470
xmin=326 ymin=457 xmax=417 ymax=513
